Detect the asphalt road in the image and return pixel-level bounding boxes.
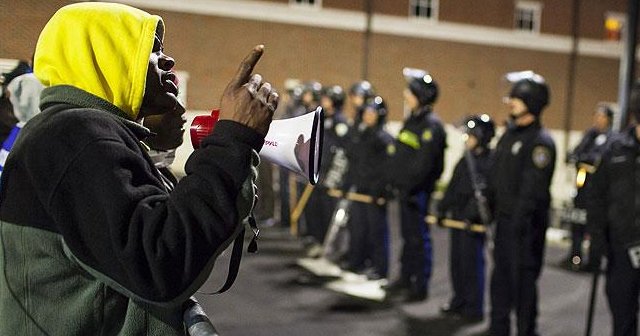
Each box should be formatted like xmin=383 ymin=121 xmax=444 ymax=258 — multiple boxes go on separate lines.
xmin=195 ymin=201 xmax=612 ymax=336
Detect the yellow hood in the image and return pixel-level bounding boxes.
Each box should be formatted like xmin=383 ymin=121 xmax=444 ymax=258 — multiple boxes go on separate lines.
xmin=34 ymin=2 xmax=163 ymax=120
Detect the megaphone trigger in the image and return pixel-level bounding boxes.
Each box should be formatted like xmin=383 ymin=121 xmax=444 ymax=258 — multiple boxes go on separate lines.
xmin=190 ymin=106 xmax=324 ymax=185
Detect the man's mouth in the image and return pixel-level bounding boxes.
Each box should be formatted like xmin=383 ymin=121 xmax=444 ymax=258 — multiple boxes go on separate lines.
xmin=162 ymin=72 xmax=179 ymax=96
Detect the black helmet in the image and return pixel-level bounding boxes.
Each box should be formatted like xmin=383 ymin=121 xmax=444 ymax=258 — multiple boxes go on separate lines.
xmin=362 ymin=95 xmax=388 ymax=126
xmin=463 ymin=114 xmax=495 ymax=147
xmin=1 ymin=60 xmax=31 ymax=88
xmin=321 ymin=85 xmax=346 ymax=110
xmin=403 ymin=67 xmax=438 ymax=106
xmin=507 ymin=71 xmax=549 ymax=116
xmin=349 ymin=80 xmax=375 ymax=99
xmin=302 ymin=80 xmax=323 ymax=103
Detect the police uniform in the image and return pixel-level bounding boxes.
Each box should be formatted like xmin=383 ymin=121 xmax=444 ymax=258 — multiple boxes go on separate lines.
xmin=303 ymin=110 xmax=351 ymax=246
xmin=489 ymin=119 xmax=556 ymax=336
xmin=389 ymin=105 xmax=446 ymax=299
xmin=565 ymin=126 xmax=611 ymax=269
xmin=438 ymin=147 xmax=493 ymax=319
xmin=343 ymin=122 xmax=394 ymax=278
xmin=589 ymin=126 xmax=640 ymax=336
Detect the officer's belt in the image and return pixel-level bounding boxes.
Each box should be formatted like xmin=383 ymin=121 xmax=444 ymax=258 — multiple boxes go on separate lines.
xmin=425 ymin=215 xmax=486 ymax=233
xmin=327 ymin=188 xmax=386 ymax=205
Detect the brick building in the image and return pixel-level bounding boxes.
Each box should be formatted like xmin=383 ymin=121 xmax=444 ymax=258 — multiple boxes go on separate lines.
xmin=0 ymin=0 xmax=635 ymax=205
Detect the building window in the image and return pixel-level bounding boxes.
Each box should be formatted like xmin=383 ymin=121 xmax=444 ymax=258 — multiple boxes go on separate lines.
xmin=290 ymin=0 xmax=320 ymax=7
xmin=514 ymin=1 xmax=542 ymax=33
xmin=410 ymin=0 xmax=438 ymax=21
xmin=604 ymin=12 xmax=625 ymax=41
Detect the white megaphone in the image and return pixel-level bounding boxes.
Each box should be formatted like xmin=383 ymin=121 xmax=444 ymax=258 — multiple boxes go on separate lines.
xmin=190 ymin=106 xmax=324 ymax=185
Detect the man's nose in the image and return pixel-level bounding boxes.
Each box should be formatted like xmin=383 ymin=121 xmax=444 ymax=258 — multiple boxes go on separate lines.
xmin=159 ymin=54 xmax=175 ymax=70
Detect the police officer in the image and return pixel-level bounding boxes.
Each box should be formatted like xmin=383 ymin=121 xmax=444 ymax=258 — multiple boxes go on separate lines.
xmin=342 ymin=96 xmax=394 ymax=279
xmin=303 ymin=85 xmax=351 ymax=256
xmin=438 ymin=114 xmax=495 ymax=322
xmin=384 ymin=68 xmax=446 ymax=302
xmin=562 ymin=104 xmax=613 ymax=271
xmin=487 ymin=71 xmax=556 ymax=336
xmin=588 ymin=80 xmax=640 ymax=336
xmin=347 ymin=80 xmax=375 ymax=126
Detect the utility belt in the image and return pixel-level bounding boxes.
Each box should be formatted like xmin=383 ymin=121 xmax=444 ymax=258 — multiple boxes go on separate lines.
xmin=326 ymin=188 xmax=387 ymax=205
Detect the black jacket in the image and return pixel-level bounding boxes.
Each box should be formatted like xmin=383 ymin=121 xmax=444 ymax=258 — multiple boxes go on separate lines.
xmin=438 ymin=149 xmax=493 ymax=223
xmin=569 ymin=127 xmax=612 ymax=208
xmin=345 ymin=124 xmax=394 ymax=197
xmin=588 ymin=126 xmax=640 ymax=257
xmin=490 ymin=120 xmax=556 ymax=220
xmin=389 ymin=106 xmax=446 ymax=196
xmin=319 ymin=111 xmax=350 ymax=189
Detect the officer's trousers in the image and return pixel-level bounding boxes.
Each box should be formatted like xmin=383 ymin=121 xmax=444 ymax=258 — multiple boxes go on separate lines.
xmin=347 ymin=201 xmax=389 ymax=276
xmin=399 ymin=191 xmax=432 ymax=290
xmin=606 ymin=246 xmax=640 ymax=336
xmin=304 ymin=187 xmax=336 ymax=244
xmin=490 ymin=212 xmax=547 ymax=336
xmin=449 ymin=228 xmax=485 ymax=317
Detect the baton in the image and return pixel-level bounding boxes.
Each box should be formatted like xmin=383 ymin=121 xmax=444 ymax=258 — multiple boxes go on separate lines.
xmin=425 ymin=215 xmax=486 ymax=233
xmin=584 ymin=268 xmax=600 ymax=336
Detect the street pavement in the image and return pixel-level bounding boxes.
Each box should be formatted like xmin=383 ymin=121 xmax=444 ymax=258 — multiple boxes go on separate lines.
xmin=195 ymin=201 xmax=612 ymax=336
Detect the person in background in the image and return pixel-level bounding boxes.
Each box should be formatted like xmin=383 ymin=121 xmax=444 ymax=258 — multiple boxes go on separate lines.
xmin=437 ymin=114 xmax=495 ymax=323
xmin=347 ymin=80 xmax=375 ymax=126
xmin=486 ymin=71 xmax=555 ymax=336
xmin=588 ymin=80 xmax=640 ymax=336
xmin=303 ymin=84 xmax=350 ymax=257
xmin=342 ymin=96 xmax=394 ymax=279
xmin=384 ymin=68 xmax=446 ymax=302
xmin=561 ymin=104 xmax=613 ymax=272
xmin=0 ymin=61 xmax=28 ymax=145
xmin=0 ymin=70 xmax=45 ymax=176
xmin=0 ymin=3 xmax=276 ymax=335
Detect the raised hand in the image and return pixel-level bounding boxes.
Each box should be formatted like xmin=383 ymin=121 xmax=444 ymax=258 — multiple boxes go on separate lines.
xmin=220 ymin=45 xmax=278 ymax=136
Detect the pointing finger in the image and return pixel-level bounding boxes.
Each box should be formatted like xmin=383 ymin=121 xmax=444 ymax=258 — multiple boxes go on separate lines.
xmin=228 ymin=45 xmax=264 ymax=90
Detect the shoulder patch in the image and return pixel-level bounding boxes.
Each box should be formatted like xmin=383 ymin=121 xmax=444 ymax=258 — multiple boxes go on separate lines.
xmin=532 ymin=146 xmax=551 ymax=169
xmin=387 ymin=143 xmax=396 ymax=155
xmin=335 ymin=123 xmax=348 ymax=137
xmin=422 ymin=130 xmax=432 ymax=142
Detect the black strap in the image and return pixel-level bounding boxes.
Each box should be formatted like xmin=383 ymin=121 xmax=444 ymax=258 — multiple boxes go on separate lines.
xmin=199 ymin=214 xmax=260 ymax=295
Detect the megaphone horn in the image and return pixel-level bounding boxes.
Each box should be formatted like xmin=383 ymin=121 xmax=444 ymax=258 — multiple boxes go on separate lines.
xmin=190 ymin=106 xmax=324 ymax=185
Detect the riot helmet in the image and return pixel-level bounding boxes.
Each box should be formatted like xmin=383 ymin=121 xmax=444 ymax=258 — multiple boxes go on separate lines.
xmin=302 ymin=80 xmax=322 ymax=107
xmin=321 ymin=85 xmax=346 ymax=110
xmin=349 ymin=80 xmax=375 ymax=101
xmin=362 ymin=95 xmax=388 ymax=127
xmin=505 ymin=71 xmax=549 ymax=116
xmin=403 ymin=67 xmax=438 ymax=106
xmin=463 ymin=114 xmax=495 ymax=148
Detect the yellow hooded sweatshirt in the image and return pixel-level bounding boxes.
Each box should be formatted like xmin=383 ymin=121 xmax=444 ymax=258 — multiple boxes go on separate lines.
xmin=34 ymin=2 xmax=162 ymax=120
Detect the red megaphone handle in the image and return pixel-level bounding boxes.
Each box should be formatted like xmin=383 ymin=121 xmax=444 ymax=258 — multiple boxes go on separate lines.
xmin=190 ymin=109 xmax=221 ymax=149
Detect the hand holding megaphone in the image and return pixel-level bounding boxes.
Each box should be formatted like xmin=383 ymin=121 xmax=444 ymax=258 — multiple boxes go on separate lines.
xmin=191 ymin=45 xmax=323 ymax=184
xmin=221 ymin=44 xmax=278 ymax=136
xmin=191 ymin=106 xmax=324 ymax=185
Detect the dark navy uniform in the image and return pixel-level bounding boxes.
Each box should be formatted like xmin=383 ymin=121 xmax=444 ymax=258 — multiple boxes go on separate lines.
xmin=339 ymin=97 xmax=392 ymax=278
xmin=304 ymin=110 xmax=350 ymax=245
xmin=589 ymin=126 xmax=640 ymax=336
xmin=564 ymin=126 xmax=611 ymax=269
xmin=344 ymin=122 xmax=393 ymax=278
xmin=489 ymin=120 xmax=556 ymax=336
xmin=438 ymin=148 xmax=493 ymax=319
xmin=389 ymin=105 xmax=446 ymax=298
